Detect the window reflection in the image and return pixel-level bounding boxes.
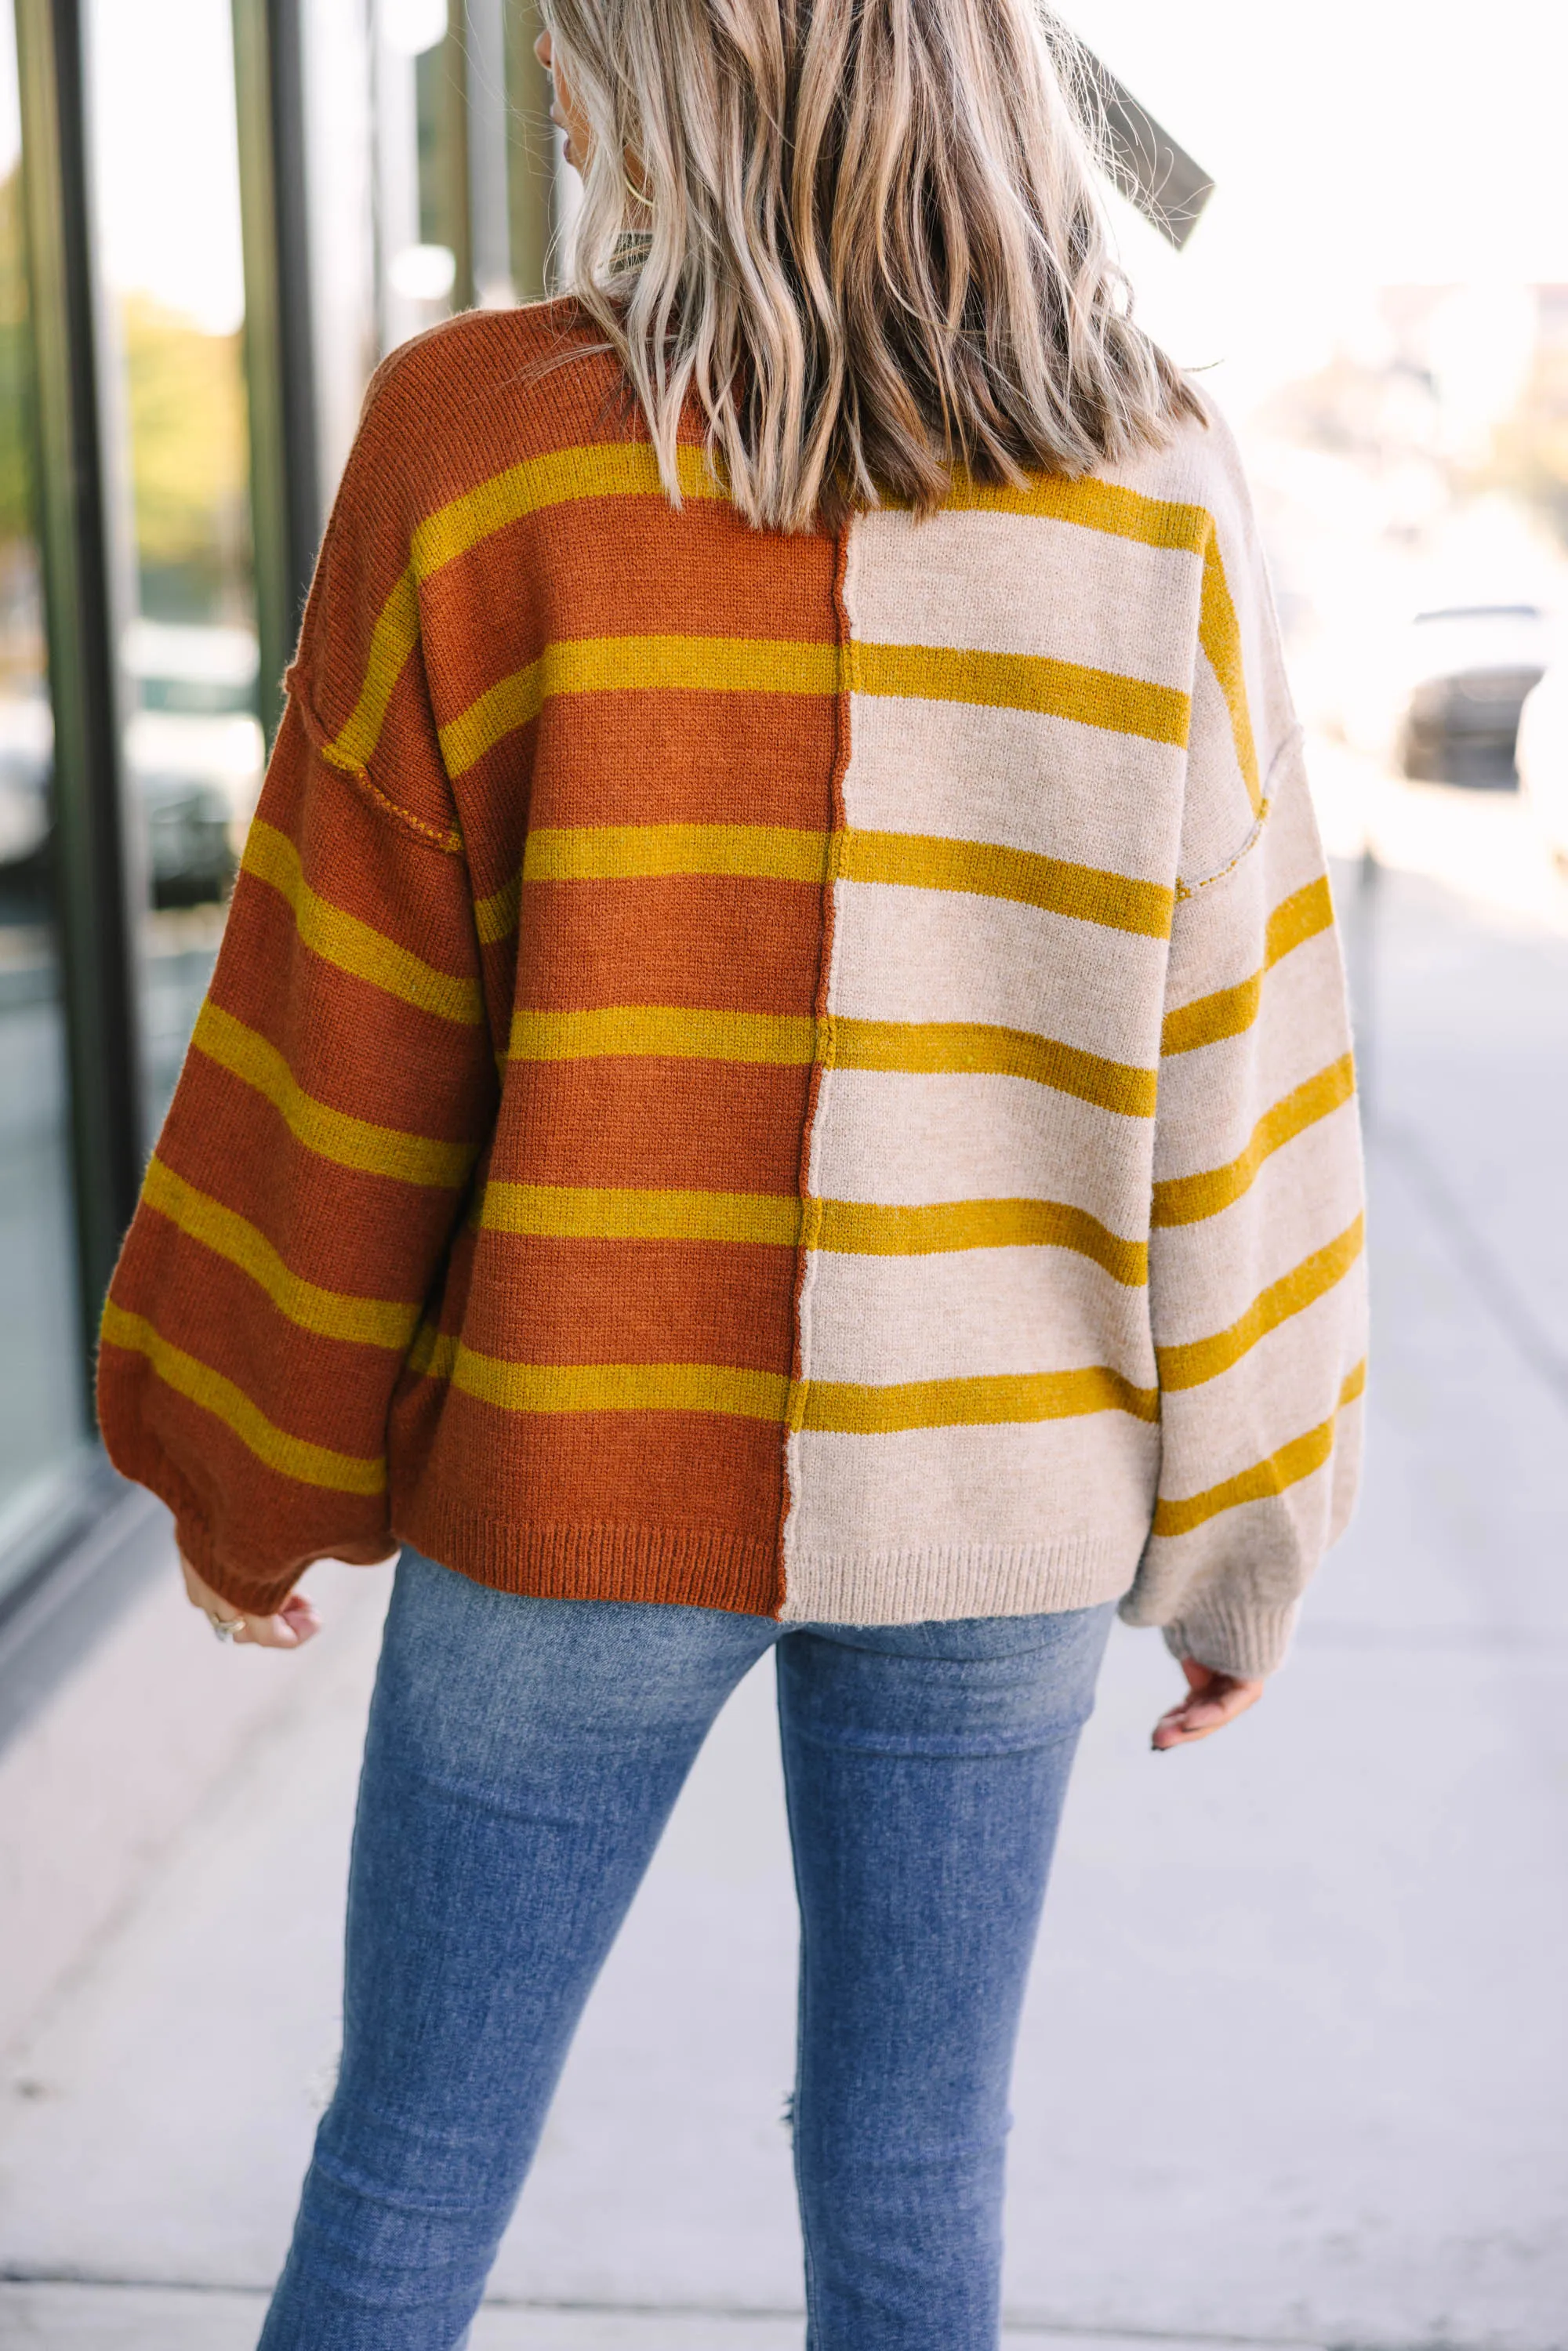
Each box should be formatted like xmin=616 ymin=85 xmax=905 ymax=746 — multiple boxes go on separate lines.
xmin=0 ymin=0 xmax=85 ymax=1592
xmin=85 ymin=0 xmax=260 ymax=1123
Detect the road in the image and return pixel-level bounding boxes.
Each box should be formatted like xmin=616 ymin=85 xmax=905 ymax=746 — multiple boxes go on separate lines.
xmin=2 ymin=775 xmax=1566 ymax=2351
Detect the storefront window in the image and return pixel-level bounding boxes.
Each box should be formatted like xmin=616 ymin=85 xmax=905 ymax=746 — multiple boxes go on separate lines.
xmin=0 ymin=0 xmax=85 ymax=1597
xmin=85 ymin=0 xmax=261 ymax=1125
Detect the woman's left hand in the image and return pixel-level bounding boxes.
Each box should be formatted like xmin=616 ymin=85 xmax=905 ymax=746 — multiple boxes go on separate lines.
xmin=180 ymin=1550 xmax=321 ymax=1649
xmin=1152 ymin=1657 xmax=1264 ymax=1750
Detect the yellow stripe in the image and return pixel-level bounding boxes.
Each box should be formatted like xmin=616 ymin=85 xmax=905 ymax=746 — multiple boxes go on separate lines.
xmin=100 ymin=1303 xmax=387 ymax=1495
xmin=410 ymin=443 xmax=722 ymax=582
xmin=474 ymin=871 xmax=521 ymax=947
xmin=140 ymin=1159 xmax=423 ymax=1348
xmin=853 ymin=641 xmax=1189 ymax=748
xmin=1163 ymin=977 xmax=1259 ymax=1058
xmin=797 ymin=1365 xmax=1159 ymax=1435
xmin=1152 ymin=1056 xmax=1356 ymax=1228
xmin=1198 ymin=535 xmax=1263 ymax=815
xmin=441 ymin=666 xmax=546 ymax=779
xmin=242 ymin=821 xmax=483 ymax=1025
xmin=1151 ymin=1361 xmax=1367 ymax=1538
xmin=409 ymin=1324 xmax=791 ymax=1421
xmin=472 ymin=1181 xmax=1144 ymax=1282
xmin=1157 ymin=1217 xmax=1364 ymax=1392
xmin=193 ymin=1000 xmax=476 ymax=1188
xmin=474 ymin=819 xmax=826 ymax=953
xmin=325 ymin=568 xmax=421 ymax=774
xmin=326 ymin=446 xmax=724 ymax=775
xmin=834 ymin=1018 xmax=1157 ymax=1116
xmin=837 ymin=829 xmax=1173 ymax=938
xmin=941 ymin=468 xmax=1212 ymax=556
xmin=441 ymin=635 xmax=842 ymax=779
xmin=504 ymin=1004 xmax=1156 ymax=1113
xmin=524 ymin=822 xmax=829 ymax=887
xmin=475 ymin=823 xmax=1169 ymax=950
xmin=1265 ymin=873 xmax=1337 ymax=966
xmin=1161 ymin=876 xmax=1336 ymax=1057
xmin=406 ymin=1330 xmax=1154 ymax=1433
xmin=480 ymin=1181 xmax=804 ymax=1246
xmin=507 ymin=1005 xmax=818 ymax=1067
xmin=815 ymin=1196 xmax=1147 ymax=1283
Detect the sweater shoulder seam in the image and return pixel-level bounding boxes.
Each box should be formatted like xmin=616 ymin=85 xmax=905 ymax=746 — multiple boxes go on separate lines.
xmin=283 ymin=664 xmax=465 ymax=858
xmin=1174 ymin=723 xmax=1303 ymax=898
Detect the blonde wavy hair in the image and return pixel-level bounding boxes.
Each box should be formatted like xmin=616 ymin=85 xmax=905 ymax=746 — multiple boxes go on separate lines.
xmin=541 ymin=0 xmax=1202 ymax=532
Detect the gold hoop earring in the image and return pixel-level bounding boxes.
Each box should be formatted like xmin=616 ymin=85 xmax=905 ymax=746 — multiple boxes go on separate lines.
xmin=624 ymin=172 xmax=653 ymax=209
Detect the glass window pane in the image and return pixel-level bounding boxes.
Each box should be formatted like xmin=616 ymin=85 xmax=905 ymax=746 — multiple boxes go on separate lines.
xmin=0 ymin=0 xmax=86 ymax=1595
xmin=375 ymin=0 xmax=463 ymax=344
xmin=85 ymin=0 xmax=261 ymax=1127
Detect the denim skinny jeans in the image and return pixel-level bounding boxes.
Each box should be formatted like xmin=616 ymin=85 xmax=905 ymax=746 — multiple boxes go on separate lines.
xmin=260 ymin=1547 xmax=1115 ymax=2351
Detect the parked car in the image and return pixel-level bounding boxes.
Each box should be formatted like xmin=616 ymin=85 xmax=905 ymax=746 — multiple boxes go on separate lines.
xmin=1395 ymin=604 xmax=1551 ymax=788
xmin=0 ymin=686 xmax=52 ymax=879
xmin=0 ymin=622 xmax=263 ymax=907
xmin=1516 ymin=658 xmax=1568 ymax=873
xmin=124 ymin=620 xmax=263 ymax=906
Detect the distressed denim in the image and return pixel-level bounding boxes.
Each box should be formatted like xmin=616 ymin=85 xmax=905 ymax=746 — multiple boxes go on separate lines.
xmin=259 ymin=1546 xmax=1114 ymax=2351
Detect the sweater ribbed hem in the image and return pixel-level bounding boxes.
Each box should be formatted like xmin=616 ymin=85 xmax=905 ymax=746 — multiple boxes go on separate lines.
xmin=779 ymin=1533 xmax=1138 ymax=1627
xmin=397 ymin=1494 xmax=784 ymax=1616
xmin=398 ymin=1500 xmax=1145 ymax=1629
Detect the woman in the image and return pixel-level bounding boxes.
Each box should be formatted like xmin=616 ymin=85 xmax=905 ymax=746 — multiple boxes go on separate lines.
xmin=99 ymin=0 xmax=1366 ymax=2342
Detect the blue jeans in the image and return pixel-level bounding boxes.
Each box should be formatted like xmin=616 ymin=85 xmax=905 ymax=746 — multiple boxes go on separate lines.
xmin=260 ymin=1548 xmax=1114 ymax=2351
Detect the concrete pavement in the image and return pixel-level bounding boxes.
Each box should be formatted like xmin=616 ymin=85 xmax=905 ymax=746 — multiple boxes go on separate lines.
xmin=2 ymin=814 xmax=1566 ymax=2350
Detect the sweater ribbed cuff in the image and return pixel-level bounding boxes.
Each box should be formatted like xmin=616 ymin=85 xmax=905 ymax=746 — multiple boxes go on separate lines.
xmin=125 ymin=1451 xmax=389 ymax=1618
xmin=1161 ymin=1598 xmax=1299 ymax=1680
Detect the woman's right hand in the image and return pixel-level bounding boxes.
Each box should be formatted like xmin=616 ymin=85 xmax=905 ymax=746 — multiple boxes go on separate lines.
xmin=1151 ymin=1657 xmax=1263 ymax=1749
xmin=180 ymin=1549 xmax=321 ymax=1650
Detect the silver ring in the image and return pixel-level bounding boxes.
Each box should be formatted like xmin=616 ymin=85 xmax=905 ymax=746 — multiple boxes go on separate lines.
xmin=209 ymin=1613 xmax=246 ymax=1642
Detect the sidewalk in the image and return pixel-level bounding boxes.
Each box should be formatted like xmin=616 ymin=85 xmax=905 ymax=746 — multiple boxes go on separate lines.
xmin=2 ymin=814 xmax=1566 ymax=2350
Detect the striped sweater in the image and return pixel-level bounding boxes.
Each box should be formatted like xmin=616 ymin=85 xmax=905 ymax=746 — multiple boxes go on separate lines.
xmin=98 ymin=300 xmax=1366 ymax=1678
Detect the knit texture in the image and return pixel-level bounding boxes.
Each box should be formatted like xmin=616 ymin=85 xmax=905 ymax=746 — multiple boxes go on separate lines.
xmin=97 ymin=299 xmax=1366 ymax=1676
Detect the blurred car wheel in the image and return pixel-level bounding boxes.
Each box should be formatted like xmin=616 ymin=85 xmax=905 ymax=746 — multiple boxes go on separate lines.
xmin=1517 ymin=660 xmax=1568 ymax=872
xmin=1395 ymin=606 xmax=1549 ymax=789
